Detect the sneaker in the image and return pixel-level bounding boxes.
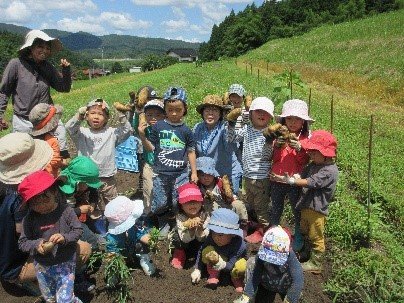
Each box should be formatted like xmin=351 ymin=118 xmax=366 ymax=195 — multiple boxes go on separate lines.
xmin=74 ymin=279 xmax=95 ymax=293
xmin=158 ymin=223 xmax=170 ymax=240
xmin=15 ymin=281 xmax=41 ymax=296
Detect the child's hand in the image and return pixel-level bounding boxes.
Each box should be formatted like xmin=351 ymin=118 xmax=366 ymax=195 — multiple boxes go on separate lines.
xmin=288 ymin=137 xmax=301 ymax=151
xmin=79 ymin=204 xmax=93 ymax=214
xmin=78 ymin=106 xmax=87 ymax=120
xmin=49 ymin=233 xmax=65 ymax=244
xmin=138 ymin=120 xmax=147 ymax=137
xmin=190 ymin=172 xmax=198 ymax=184
xmin=37 ymin=240 xmax=46 ymax=255
xmin=212 ymin=254 xmax=226 ymax=270
xmin=191 ymin=269 xmax=201 ymax=284
xmin=226 ymin=108 xmax=242 ymax=122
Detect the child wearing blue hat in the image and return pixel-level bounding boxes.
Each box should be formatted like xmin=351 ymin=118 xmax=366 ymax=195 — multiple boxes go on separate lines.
xmin=196 ymin=156 xmax=248 ymax=224
xmin=191 ymin=208 xmax=247 ymax=293
xmin=139 ymin=87 xmax=197 ymax=228
xmin=233 ymin=226 xmax=304 ymax=303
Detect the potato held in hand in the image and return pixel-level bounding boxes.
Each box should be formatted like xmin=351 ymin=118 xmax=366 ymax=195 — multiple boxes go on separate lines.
xmin=222 ymin=175 xmax=233 ymax=201
xmin=139 ymin=112 xmax=147 ymax=125
xmin=226 ymin=108 xmax=242 ymax=122
xmin=205 ymin=250 xmax=220 ymax=265
xmin=113 ymin=101 xmax=133 ymax=112
xmin=42 ymin=241 xmax=55 ymax=255
xmin=244 ymin=95 xmax=253 ymax=109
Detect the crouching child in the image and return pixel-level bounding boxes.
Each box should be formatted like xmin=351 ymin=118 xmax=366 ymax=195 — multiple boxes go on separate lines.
xmin=104 ymin=196 xmax=155 ymax=277
xmin=191 ymin=208 xmax=247 ymax=293
xmin=233 ymin=226 xmax=304 ymax=303
xmin=170 ymin=183 xmax=209 ymax=269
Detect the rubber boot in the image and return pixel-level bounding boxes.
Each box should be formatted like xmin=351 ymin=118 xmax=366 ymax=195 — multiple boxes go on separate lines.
xmin=137 ymin=253 xmax=156 ymax=276
xmin=302 ymin=251 xmax=323 ymax=274
xmin=245 ymin=225 xmax=264 ymax=244
xmin=206 ymin=265 xmax=220 ymax=289
xmin=231 ymin=276 xmax=244 ymax=293
xmin=171 ymin=248 xmax=186 ymax=269
xmin=292 ymin=225 xmax=304 ymax=252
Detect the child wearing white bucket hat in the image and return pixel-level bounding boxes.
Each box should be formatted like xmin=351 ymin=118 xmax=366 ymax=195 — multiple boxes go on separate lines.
xmin=104 ymin=196 xmax=155 ymax=276
xmin=269 ymin=99 xmax=314 ymax=252
xmin=191 ymin=208 xmax=247 ymax=293
xmin=227 ymin=97 xmax=275 ymax=244
xmin=233 ymin=226 xmax=304 ymax=303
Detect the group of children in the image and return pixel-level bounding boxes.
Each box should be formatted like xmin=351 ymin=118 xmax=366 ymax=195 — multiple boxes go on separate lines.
xmin=3 ymin=82 xmax=339 ymax=303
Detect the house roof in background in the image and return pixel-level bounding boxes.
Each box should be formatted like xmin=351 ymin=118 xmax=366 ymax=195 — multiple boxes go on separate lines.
xmin=167 ymin=48 xmax=198 ymax=57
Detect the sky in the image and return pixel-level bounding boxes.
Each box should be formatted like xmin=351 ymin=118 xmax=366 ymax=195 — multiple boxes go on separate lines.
xmin=0 ymin=0 xmax=265 ymax=43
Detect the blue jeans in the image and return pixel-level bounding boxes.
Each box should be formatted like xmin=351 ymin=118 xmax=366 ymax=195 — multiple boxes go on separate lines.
xmin=270 ymin=182 xmax=301 ymax=226
xmin=151 ymin=171 xmax=189 ymax=215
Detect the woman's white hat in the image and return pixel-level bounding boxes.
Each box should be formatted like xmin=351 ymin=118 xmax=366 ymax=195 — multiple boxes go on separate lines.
xmin=276 ymin=99 xmax=314 ymax=122
xmin=104 ymin=196 xmax=144 ymax=235
xmin=19 ymin=30 xmax=63 ymax=55
xmin=0 ymin=132 xmax=53 ymax=185
xmin=249 ymin=97 xmax=274 ymax=117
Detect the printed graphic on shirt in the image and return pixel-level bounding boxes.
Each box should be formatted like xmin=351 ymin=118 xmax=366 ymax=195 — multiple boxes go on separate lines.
xmin=158 ymin=130 xmax=186 ymax=168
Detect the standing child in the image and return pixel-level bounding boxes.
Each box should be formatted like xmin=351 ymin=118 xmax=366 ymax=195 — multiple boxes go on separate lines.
xmin=196 ymin=156 xmax=248 ymax=224
xmin=227 ymin=97 xmax=274 ymax=244
xmin=104 ymin=196 xmax=155 ymax=276
xmin=283 ymin=130 xmax=338 ymax=273
xmin=29 ymin=103 xmax=65 ymax=177
xmin=18 ymin=171 xmax=83 ymax=303
xmin=191 ymin=208 xmax=247 ymax=292
xmin=139 ymin=87 xmax=197 ymax=227
xmin=66 ymin=98 xmax=132 ymax=212
xmin=269 ymin=99 xmax=313 ymax=251
xmin=170 ymin=183 xmax=209 ymax=269
xmin=136 ymin=99 xmax=165 ymax=213
xmin=233 ymin=226 xmax=304 ymax=303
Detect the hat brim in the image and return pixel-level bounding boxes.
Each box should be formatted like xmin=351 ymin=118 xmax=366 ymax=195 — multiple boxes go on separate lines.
xmin=58 ymin=173 xmax=103 ymax=195
xmin=30 ymin=113 xmax=62 ymax=136
xmin=258 ymin=246 xmax=288 ymax=265
xmin=197 ymin=167 xmax=219 ymax=178
xmin=108 ymin=202 xmax=144 ymax=235
xmin=301 ymin=141 xmax=336 ymax=157
xmin=276 ymin=114 xmax=314 ymax=123
xmin=196 ymin=103 xmax=223 ymax=115
xmin=24 ymin=176 xmax=58 ymax=203
xmin=19 ymin=38 xmax=62 ymax=56
xmin=0 ymin=139 xmax=53 ymax=185
xmin=208 ymin=223 xmax=243 ymax=238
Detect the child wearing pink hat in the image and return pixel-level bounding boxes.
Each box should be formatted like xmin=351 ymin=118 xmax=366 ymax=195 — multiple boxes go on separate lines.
xmin=270 ymin=99 xmax=314 ymax=251
xmin=233 ymin=226 xmax=304 ymax=303
xmin=18 ymin=170 xmax=84 ymax=303
xmin=283 ymin=130 xmax=338 ymax=273
xmin=170 ymin=183 xmax=209 ymax=269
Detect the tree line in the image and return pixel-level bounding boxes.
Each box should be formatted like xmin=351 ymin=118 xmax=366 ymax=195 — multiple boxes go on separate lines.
xmin=199 ymin=0 xmax=402 ymax=61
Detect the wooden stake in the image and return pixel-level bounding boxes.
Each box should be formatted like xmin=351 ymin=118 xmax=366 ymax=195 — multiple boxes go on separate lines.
xmin=330 ymin=95 xmax=334 ymax=133
xmin=367 ymin=115 xmax=374 ymax=247
xmin=258 ymin=69 xmax=260 ymax=84
xmin=289 ymin=69 xmax=293 ymax=99
xmin=308 ymin=88 xmax=312 ymax=115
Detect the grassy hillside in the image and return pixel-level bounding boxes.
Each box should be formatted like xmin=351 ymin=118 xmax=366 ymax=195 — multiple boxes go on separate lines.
xmin=241 ymin=9 xmax=404 ymax=106
xmin=1 ymin=10 xmax=403 ymax=303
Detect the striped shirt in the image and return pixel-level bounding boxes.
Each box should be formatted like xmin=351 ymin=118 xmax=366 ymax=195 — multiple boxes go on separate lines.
xmin=228 ymin=124 xmax=273 ymax=179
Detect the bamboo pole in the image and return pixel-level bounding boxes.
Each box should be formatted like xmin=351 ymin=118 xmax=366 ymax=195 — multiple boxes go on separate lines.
xmin=330 ymin=95 xmax=334 ymax=133
xmin=308 ymin=88 xmax=312 ymax=115
xmin=367 ymin=115 xmax=374 ymax=247
xmin=289 ymin=70 xmax=293 ymax=99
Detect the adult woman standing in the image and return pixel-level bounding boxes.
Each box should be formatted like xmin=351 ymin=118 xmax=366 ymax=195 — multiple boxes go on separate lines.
xmin=0 ymin=29 xmax=71 ymax=157
xmin=193 ymin=95 xmax=242 ymax=195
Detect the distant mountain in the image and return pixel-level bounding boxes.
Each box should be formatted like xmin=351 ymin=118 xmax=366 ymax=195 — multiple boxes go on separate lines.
xmin=0 ymin=23 xmax=200 ymax=59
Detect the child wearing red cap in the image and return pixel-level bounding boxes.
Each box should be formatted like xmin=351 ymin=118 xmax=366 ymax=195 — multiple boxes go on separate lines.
xmin=282 ymin=130 xmax=339 ymax=273
xmin=17 ymin=171 xmax=84 ymax=302
xmin=170 ymin=183 xmax=209 ymax=269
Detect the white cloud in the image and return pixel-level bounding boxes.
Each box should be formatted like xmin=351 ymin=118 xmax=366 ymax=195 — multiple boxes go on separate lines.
xmin=2 ymin=1 xmax=31 ymax=23
xmin=161 ymin=19 xmax=189 ymax=33
xmin=199 ymin=2 xmax=229 ymax=22
xmin=100 ymin=12 xmax=151 ymax=31
xmin=55 ymin=16 xmax=106 ymax=35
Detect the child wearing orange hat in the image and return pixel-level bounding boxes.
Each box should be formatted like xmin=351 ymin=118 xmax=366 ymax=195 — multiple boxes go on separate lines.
xmin=282 ymin=130 xmax=339 ymax=273
xmin=170 ymin=183 xmax=209 ymax=269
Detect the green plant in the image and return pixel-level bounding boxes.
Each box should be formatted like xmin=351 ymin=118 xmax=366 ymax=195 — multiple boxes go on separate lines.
xmin=148 ymin=226 xmax=160 ymax=253
xmin=88 ymin=251 xmax=134 ymax=303
xmin=271 ymin=70 xmax=307 ymax=104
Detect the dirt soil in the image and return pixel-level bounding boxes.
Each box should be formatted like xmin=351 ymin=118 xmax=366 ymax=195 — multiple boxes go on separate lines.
xmin=0 ymin=171 xmax=332 ymax=303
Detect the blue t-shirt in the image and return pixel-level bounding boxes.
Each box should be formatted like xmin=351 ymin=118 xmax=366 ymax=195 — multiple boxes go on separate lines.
xmin=0 ymin=188 xmax=29 ymax=281
xmin=149 ymin=119 xmax=195 ymax=176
